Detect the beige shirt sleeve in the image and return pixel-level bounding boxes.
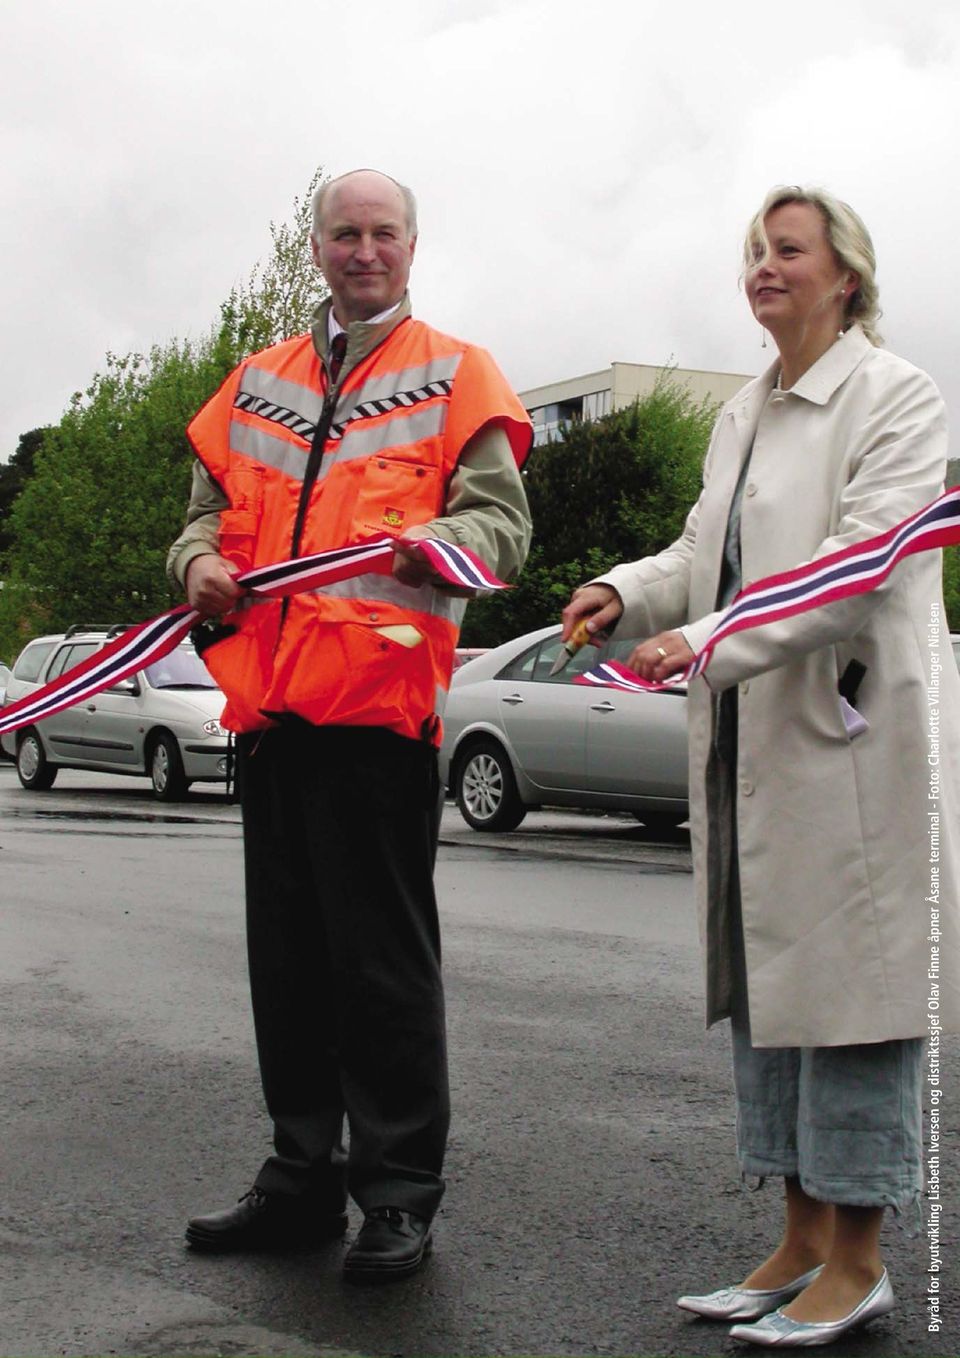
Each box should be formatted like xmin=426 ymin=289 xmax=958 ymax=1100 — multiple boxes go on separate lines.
xmin=166 ymin=462 xmax=228 ymax=590
xmin=406 ymin=423 xmax=532 ymax=585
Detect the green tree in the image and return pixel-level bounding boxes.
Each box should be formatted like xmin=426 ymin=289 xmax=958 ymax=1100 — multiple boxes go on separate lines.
xmin=460 ymin=376 xmax=719 ymax=646
xmin=224 ymin=166 xmax=329 ymax=355
xmin=1 ymin=342 xmax=231 ymax=639
xmin=942 ymin=545 xmax=960 ymax=632
xmin=0 ymin=169 xmax=329 ymax=658
xmin=0 ymin=427 xmax=48 ymax=565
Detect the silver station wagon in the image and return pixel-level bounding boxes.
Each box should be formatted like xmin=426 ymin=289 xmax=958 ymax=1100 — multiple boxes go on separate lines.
xmin=1 ymin=626 xmax=229 ymax=800
xmin=439 ymin=624 xmax=689 ymax=832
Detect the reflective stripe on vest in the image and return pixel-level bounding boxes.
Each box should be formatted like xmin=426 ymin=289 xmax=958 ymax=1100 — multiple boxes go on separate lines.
xmin=230 ymin=420 xmax=309 ymax=480
xmin=231 ymin=352 xmax=463 ymax=469
xmin=317 ymin=405 xmax=448 ymax=483
xmin=235 ymin=367 xmax=325 ymax=432
xmin=315 ymin=573 xmax=469 ymax=625
xmin=338 ymin=354 xmax=461 ymax=419
xmin=228 ymin=401 xmax=451 ymax=485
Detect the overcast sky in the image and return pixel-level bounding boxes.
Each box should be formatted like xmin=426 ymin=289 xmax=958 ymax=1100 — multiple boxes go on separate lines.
xmin=3 ymin=0 xmax=959 ymax=462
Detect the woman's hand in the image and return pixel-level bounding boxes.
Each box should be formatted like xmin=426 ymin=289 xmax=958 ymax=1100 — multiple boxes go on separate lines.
xmin=561 ymin=584 xmax=623 ymax=646
xmin=625 ymin=631 xmax=695 ymax=682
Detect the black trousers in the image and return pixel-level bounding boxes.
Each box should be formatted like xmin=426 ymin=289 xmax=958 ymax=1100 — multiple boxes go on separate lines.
xmin=239 ymin=722 xmax=449 ymax=1220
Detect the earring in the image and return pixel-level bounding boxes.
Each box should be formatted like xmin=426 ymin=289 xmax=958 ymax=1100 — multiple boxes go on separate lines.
xmin=761 ymin=328 xmax=767 ymax=349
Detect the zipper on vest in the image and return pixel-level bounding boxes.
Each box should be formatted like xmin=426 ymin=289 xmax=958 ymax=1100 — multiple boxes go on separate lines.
xmin=290 ymin=386 xmax=339 ymax=561
xmin=277 ymin=322 xmax=398 ymax=642
xmin=276 ymin=384 xmax=339 ymax=640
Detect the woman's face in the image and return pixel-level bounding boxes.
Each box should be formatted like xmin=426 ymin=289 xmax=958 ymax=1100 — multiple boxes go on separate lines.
xmin=745 ymin=201 xmax=854 ymax=342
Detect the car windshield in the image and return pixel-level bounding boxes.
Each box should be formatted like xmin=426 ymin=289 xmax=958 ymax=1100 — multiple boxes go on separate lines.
xmin=143 ymin=647 xmax=218 ymax=690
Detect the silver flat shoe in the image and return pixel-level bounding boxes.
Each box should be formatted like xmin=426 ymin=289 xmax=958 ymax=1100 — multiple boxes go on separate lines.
xmin=728 ymin=1269 xmax=894 ymax=1346
xmin=677 ymin=1266 xmax=823 ymax=1321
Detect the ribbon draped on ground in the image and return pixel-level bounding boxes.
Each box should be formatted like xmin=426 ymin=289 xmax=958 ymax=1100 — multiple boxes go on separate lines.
xmin=0 ymin=535 xmax=506 ymax=737
xmin=576 ymin=484 xmax=960 ymax=695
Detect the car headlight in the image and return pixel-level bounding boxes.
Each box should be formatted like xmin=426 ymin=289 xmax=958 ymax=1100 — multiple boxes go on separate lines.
xmin=203 ymin=719 xmax=226 ymax=736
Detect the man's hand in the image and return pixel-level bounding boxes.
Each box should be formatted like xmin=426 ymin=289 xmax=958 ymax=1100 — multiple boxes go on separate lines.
xmin=390 ymin=537 xmax=476 ymax=596
xmin=185 ymin=553 xmax=244 ymax=617
xmin=391 ymin=539 xmax=435 ymax=588
xmin=624 ymin=631 xmax=694 ymax=682
xmin=560 ymin=583 xmax=623 ymax=646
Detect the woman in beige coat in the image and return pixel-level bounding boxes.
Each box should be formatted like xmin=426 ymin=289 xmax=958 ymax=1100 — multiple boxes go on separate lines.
xmin=564 ymin=186 xmax=959 ymax=1347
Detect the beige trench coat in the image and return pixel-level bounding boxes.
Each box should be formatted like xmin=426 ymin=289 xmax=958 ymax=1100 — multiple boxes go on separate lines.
xmin=600 ymin=327 xmax=960 ymax=1046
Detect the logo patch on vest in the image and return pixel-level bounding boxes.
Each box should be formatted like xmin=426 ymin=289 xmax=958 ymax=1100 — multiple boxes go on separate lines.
xmin=382 ymin=507 xmax=405 ymax=530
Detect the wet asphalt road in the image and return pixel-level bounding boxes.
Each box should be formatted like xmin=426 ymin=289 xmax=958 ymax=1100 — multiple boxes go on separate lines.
xmin=0 ymin=762 xmax=954 ymax=1357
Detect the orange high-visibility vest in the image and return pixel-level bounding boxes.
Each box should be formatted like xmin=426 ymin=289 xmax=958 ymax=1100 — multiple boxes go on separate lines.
xmin=187 ymin=316 xmax=531 ymax=742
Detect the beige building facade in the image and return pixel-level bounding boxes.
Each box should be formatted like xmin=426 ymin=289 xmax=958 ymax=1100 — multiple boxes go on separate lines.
xmin=520 ymin=361 xmax=756 ymax=446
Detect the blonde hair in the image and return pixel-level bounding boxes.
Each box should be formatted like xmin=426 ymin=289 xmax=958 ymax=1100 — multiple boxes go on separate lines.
xmin=311 ymin=170 xmax=418 ymax=239
xmin=743 ymin=185 xmax=882 ymax=346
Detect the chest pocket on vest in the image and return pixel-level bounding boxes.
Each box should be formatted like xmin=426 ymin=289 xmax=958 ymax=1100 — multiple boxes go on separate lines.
xmin=351 ymin=456 xmax=441 ymax=541
xmin=220 ymin=464 xmax=264 ymax=570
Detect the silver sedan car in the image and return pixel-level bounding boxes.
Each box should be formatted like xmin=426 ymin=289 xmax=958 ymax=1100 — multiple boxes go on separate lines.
xmin=1 ymin=631 xmax=228 ymax=800
xmin=439 ymin=624 xmax=688 ymax=832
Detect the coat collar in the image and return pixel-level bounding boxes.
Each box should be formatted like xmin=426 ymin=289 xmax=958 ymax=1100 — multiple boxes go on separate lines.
xmin=786 ymin=324 xmax=874 ymax=405
xmin=727 ymin=324 xmax=875 ymax=424
xmin=310 ymin=292 xmax=412 ymax=370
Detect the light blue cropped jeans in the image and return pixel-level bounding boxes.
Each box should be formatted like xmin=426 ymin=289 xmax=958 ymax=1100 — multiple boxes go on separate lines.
xmin=717 ymin=689 xmax=924 ymax=1215
xmin=727 ymin=829 xmax=924 ymax=1214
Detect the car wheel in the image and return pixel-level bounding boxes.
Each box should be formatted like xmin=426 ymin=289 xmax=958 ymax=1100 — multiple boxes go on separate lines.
xmin=16 ymin=728 xmax=58 ymax=790
xmin=150 ymin=732 xmax=190 ymax=801
xmin=634 ymin=809 xmax=686 ymax=833
xmin=455 ymin=739 xmax=527 ymax=832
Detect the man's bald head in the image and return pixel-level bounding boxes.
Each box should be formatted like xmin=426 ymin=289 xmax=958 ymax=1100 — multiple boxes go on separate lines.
xmin=311 ymin=170 xmax=418 ymax=240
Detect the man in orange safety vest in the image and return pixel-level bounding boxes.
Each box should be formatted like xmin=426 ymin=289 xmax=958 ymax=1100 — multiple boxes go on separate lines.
xmin=168 ymin=168 xmax=532 ymax=1281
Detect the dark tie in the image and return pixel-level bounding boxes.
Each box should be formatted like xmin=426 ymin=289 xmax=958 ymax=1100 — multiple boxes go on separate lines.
xmin=328 ymin=332 xmax=347 ymax=384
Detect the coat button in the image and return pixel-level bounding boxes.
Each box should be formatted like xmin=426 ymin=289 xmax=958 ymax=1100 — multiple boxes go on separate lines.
xmin=740 ymin=778 xmax=754 ymax=796
xmin=745 ymin=482 xmax=757 ymax=496
xmin=369 ymin=612 xmax=379 ymax=622
xmin=416 ymin=467 xmax=426 ymax=477
xmin=377 ymin=459 xmax=387 ymax=468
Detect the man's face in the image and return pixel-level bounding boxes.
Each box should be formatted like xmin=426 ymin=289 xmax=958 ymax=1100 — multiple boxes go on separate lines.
xmin=311 ymin=173 xmax=416 ymax=326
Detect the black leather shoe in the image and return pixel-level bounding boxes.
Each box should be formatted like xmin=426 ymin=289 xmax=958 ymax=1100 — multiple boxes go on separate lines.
xmin=342 ymin=1206 xmax=433 ymax=1282
xmin=185 ymin=1187 xmax=348 ymax=1253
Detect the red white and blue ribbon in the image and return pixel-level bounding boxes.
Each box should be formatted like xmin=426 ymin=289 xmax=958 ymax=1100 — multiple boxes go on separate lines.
xmin=0 ymin=535 xmax=505 ymax=737
xmin=577 ymin=484 xmax=960 ymax=695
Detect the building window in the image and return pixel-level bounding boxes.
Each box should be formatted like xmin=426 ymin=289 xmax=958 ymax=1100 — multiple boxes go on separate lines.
xmin=528 ymin=393 xmax=608 ymax=446
xmin=582 ymin=390 xmax=611 ymax=421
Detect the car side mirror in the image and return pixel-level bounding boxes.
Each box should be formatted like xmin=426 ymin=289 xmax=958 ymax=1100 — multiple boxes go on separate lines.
xmin=110 ymin=677 xmax=139 ymax=695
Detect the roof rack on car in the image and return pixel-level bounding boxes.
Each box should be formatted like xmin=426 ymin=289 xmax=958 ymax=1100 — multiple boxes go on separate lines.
xmin=64 ymin=623 xmax=136 ymax=638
